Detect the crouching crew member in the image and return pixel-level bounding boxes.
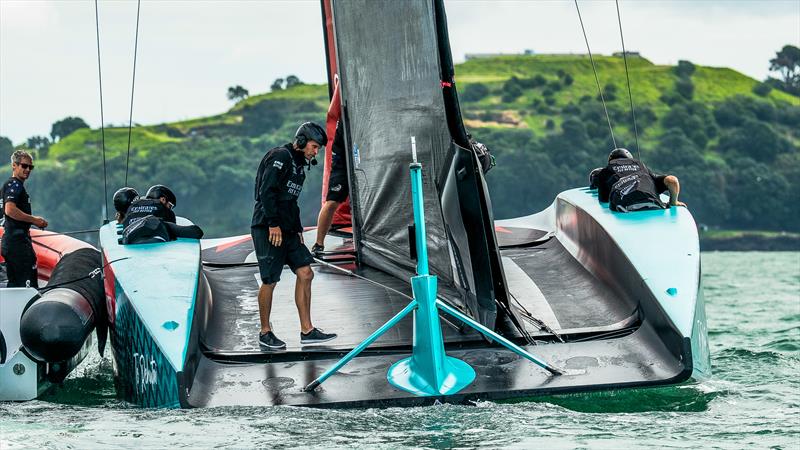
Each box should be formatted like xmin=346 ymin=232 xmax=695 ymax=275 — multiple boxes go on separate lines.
xmin=121 ymin=185 xmax=203 ymax=245
xmin=593 ymin=148 xmax=685 ymax=212
xmin=113 ymin=187 xmax=139 ymax=224
xmin=252 ymin=121 xmax=337 ymax=349
xmin=1 ymin=150 xmax=47 ymax=287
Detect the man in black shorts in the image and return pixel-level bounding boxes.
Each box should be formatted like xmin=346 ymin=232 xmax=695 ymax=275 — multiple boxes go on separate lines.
xmin=594 ymin=148 xmax=685 ymax=212
xmin=252 ymin=122 xmax=338 ymax=349
xmin=312 ymin=121 xmax=348 ymax=255
xmin=1 ymin=150 xmax=48 ymax=288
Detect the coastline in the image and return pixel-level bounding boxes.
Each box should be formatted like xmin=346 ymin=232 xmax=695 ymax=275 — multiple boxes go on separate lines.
xmin=699 ymin=230 xmax=800 ymax=251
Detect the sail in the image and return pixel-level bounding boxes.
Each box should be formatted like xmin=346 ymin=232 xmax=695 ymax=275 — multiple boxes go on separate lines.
xmin=329 ymin=0 xmax=505 ymax=327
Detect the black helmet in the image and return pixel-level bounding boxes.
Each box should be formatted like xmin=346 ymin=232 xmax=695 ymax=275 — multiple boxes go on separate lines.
xmin=589 ymin=168 xmax=603 ymax=189
xmin=294 ymin=122 xmax=327 ymax=149
xmin=146 ymin=184 xmax=177 ymax=207
xmin=608 ymin=148 xmax=633 ymax=161
xmin=113 ymin=187 xmax=139 ymax=213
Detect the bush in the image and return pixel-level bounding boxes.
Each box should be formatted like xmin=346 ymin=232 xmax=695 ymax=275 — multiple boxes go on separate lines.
xmin=501 ymin=77 xmax=524 ymax=103
xmin=601 ymin=83 xmax=617 ymax=101
xmin=532 ymin=74 xmax=547 ymax=88
xmin=545 ymin=119 xmax=555 ymax=130
xmin=545 ymin=96 xmax=556 ymax=106
xmin=563 ymin=73 xmax=574 ymax=86
xmin=461 ymin=83 xmax=490 ymax=102
xmin=752 ymin=82 xmax=772 ymax=97
xmin=562 ymin=104 xmax=580 ymax=116
xmin=501 ymin=82 xmax=524 ymax=103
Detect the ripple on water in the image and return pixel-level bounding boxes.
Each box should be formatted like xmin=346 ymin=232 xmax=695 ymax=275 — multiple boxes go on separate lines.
xmin=1 ymin=252 xmax=797 ymax=448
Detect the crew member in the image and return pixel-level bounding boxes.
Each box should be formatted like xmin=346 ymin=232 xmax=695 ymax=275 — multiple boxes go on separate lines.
xmin=593 ymin=148 xmax=686 ymax=212
xmin=1 ymin=150 xmax=47 ymax=288
xmin=312 ymin=121 xmax=348 ymax=255
xmin=121 ymin=185 xmax=203 ymax=245
xmin=252 ymin=121 xmax=337 ymax=349
xmin=113 ymin=187 xmax=139 ymax=224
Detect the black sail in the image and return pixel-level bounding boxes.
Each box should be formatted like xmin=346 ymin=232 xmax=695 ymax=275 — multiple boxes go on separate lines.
xmin=331 ymin=0 xmax=504 ymax=327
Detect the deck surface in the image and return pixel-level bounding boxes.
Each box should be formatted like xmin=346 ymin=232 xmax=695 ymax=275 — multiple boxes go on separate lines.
xmin=199 ymin=227 xmax=632 ymax=354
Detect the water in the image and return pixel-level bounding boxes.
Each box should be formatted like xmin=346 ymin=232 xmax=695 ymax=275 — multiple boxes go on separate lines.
xmin=2 ymin=252 xmax=798 ymax=449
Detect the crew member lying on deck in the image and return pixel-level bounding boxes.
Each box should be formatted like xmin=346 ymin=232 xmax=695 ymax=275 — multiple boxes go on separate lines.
xmin=120 ymin=184 xmax=204 ymax=245
xmin=591 ymin=148 xmax=685 ymax=212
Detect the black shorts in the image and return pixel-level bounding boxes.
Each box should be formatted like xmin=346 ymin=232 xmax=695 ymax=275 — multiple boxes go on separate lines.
xmin=251 ymin=227 xmax=314 ymax=284
xmin=1 ymin=230 xmax=38 ymax=288
xmin=326 ymin=169 xmax=349 ymax=203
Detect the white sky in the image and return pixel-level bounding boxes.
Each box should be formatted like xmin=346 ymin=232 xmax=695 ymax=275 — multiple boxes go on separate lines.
xmin=1 ymin=0 xmax=798 ymax=144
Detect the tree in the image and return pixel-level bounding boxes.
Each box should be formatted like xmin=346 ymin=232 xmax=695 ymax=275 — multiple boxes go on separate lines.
xmin=717 ymin=119 xmax=789 ymax=161
xmin=675 ymin=60 xmax=696 ymax=78
xmin=0 ymin=136 xmax=13 ymax=165
xmin=26 ymin=136 xmax=51 ymax=159
xmin=226 ymin=85 xmax=249 ymax=102
xmin=285 ymin=75 xmax=302 ymax=88
xmin=769 ymin=45 xmax=800 ymax=94
xmin=675 ymin=78 xmax=694 ymax=100
xmin=50 ymin=116 xmax=89 ymax=142
xmin=270 ymin=78 xmax=284 ymax=91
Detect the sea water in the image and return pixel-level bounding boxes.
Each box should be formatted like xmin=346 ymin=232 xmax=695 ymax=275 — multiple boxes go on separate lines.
xmin=1 ymin=252 xmax=798 ymax=449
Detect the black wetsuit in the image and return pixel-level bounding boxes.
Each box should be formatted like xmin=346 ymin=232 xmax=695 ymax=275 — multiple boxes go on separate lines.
xmin=251 ymin=144 xmax=313 ymax=284
xmin=326 ymin=123 xmax=349 ymax=203
xmin=597 ymin=158 xmax=668 ymax=212
xmin=1 ymin=177 xmax=37 ymax=287
xmin=121 ymin=198 xmax=202 ymax=245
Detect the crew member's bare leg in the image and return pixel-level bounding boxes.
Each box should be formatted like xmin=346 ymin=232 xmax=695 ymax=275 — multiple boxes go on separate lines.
xmin=315 ymin=200 xmax=341 ymax=247
xmin=258 ymin=282 xmax=277 ymax=334
xmin=294 ymin=266 xmax=315 ymax=333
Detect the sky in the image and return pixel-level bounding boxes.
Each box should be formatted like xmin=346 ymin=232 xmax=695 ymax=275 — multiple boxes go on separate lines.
xmin=1 ymin=0 xmax=798 ymax=145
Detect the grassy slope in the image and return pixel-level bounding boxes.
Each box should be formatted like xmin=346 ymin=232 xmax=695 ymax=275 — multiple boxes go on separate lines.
xmin=48 ymin=54 xmax=796 ymax=159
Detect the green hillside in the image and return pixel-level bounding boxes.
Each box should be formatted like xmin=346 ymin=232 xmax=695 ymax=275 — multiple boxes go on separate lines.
xmin=5 ymin=54 xmax=799 ymax=237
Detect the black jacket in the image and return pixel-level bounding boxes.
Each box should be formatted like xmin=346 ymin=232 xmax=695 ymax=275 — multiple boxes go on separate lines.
xmin=123 ymin=198 xmax=176 ymax=226
xmin=597 ymin=158 xmax=668 ymax=211
xmin=251 ymin=144 xmax=307 ymax=233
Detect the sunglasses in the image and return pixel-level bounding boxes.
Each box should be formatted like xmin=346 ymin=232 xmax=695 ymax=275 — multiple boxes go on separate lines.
xmin=17 ymin=163 xmax=34 ymax=171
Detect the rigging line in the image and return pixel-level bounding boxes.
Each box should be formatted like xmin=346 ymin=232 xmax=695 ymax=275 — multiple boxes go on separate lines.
xmin=574 ymin=0 xmax=617 ymax=149
xmin=508 ymin=291 xmax=565 ymax=343
xmin=31 ymin=228 xmax=102 ymax=238
xmin=615 ymin=0 xmax=641 ymax=160
xmin=494 ymin=298 xmax=537 ymax=346
xmin=94 ymin=0 xmax=109 ymax=221
xmin=124 ymin=0 xmax=142 ymax=187
xmin=312 ymin=257 xmax=463 ymax=332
